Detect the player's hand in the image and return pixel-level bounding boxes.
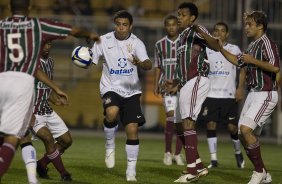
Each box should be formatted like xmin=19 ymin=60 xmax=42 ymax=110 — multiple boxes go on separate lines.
xmin=164 ymin=79 xmax=179 ymax=95
xmin=29 ymin=114 xmax=36 ymax=127
xmin=89 ymin=33 xmax=100 ymax=43
xmin=50 ymin=90 xmax=69 ymax=106
xmin=128 ymin=55 xmax=141 ymax=66
xmin=241 ymin=54 xmax=254 ymax=64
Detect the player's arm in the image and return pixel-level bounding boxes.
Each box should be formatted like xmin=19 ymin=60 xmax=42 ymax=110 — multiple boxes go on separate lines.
xmin=154 ymin=67 xmax=161 ymax=96
xmin=219 ymin=47 xmax=241 ymax=66
xmin=241 ymin=54 xmax=280 ymax=73
xmin=70 ymin=27 xmax=100 ymax=42
xmin=35 ymin=68 xmax=69 ymax=102
xmin=235 ymin=67 xmax=246 ymax=102
xmin=194 ymin=25 xmax=221 ymax=51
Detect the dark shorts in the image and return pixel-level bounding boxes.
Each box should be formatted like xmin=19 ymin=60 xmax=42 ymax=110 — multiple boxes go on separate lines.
xmin=102 ymin=92 xmax=146 ymax=127
xmin=197 ymin=97 xmax=238 ymax=125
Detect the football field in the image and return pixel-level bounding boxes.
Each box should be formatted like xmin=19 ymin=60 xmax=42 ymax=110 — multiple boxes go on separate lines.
xmin=3 ymin=130 xmax=282 ymax=184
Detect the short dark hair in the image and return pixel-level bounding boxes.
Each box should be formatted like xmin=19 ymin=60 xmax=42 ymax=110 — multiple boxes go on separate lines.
xmin=10 ymin=0 xmax=30 ymax=13
xmin=244 ymin=11 xmax=268 ymax=32
xmin=113 ymin=10 xmax=133 ymax=25
xmin=178 ymin=2 xmax=198 ymax=20
xmin=164 ymin=14 xmax=178 ymax=25
xmin=214 ymin=22 xmax=229 ymax=32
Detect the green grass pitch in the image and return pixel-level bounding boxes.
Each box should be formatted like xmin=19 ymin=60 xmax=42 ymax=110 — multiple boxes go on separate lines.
xmin=2 ymin=131 xmax=282 ymax=184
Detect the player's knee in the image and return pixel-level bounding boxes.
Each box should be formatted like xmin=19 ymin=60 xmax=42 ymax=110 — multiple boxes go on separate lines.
xmin=103 ymin=118 xmax=118 ymax=128
xmin=227 ymin=123 xmax=238 ymax=134
xmin=166 ymin=110 xmax=174 ymax=117
xmin=239 ymin=124 xmax=252 ymax=138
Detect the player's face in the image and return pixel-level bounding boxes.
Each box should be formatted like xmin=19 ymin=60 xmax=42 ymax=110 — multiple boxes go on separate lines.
xmin=165 ymin=19 xmax=178 ymax=38
xmin=177 ymin=8 xmax=195 ymax=30
xmin=42 ymin=41 xmax=52 ymax=58
xmin=114 ymin=18 xmax=132 ymax=40
xmin=244 ymin=18 xmax=261 ymax=39
xmin=213 ymin=25 xmax=228 ymax=43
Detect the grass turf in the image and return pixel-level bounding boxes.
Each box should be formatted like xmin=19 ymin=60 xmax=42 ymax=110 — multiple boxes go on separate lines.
xmin=2 ymin=131 xmax=282 ymax=184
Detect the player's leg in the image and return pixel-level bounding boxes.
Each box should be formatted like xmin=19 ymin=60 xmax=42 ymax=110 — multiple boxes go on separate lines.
xmin=102 ymin=92 xmax=120 ymax=169
xmin=55 ymin=131 xmax=72 ymax=153
xmin=163 ymin=110 xmax=174 ymax=165
xmin=0 ymin=135 xmax=18 ymax=176
xmin=225 ymin=99 xmax=244 ymax=168
xmin=206 ymin=121 xmax=218 ymax=168
xmin=125 ymin=123 xmax=139 ymax=182
xmin=227 ymin=123 xmax=245 ymax=168
xmin=175 ymin=76 xmax=209 ymax=183
xmin=122 ymin=94 xmax=145 ymax=182
xmin=33 ymin=118 xmax=70 ymax=180
xmin=20 ymin=132 xmax=39 ymax=184
xmin=0 ymin=74 xmax=34 ymax=177
xmin=239 ymin=91 xmax=277 ymax=183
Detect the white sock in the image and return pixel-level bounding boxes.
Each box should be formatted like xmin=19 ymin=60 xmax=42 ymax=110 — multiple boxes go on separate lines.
xmin=125 ymin=144 xmax=139 ymax=176
xmin=232 ymin=139 xmax=242 ymax=154
xmin=104 ymin=125 xmax=118 ymax=150
xmin=207 ymin=137 xmax=217 ymax=160
xmin=21 ymin=145 xmax=38 ymax=184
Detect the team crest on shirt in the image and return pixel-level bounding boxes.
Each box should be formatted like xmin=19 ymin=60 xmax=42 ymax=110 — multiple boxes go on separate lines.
xmin=118 ymin=58 xmax=127 ymax=68
xmin=103 ymin=97 xmax=112 ymax=105
xmin=127 ymin=44 xmax=133 ymax=53
xmin=215 ymin=60 xmax=223 ymax=70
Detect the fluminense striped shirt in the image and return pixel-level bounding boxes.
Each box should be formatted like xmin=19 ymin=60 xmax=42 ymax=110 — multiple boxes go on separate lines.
xmin=33 ymin=57 xmax=54 ymax=115
xmin=154 ymin=36 xmax=179 ymax=85
xmin=0 ymin=15 xmax=71 ymax=75
xmin=175 ymin=25 xmax=210 ymax=86
xmin=245 ymin=34 xmax=280 ymax=91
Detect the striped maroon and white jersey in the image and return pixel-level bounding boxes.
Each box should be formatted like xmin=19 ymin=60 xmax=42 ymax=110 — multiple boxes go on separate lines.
xmin=245 ymin=34 xmax=280 ymax=91
xmin=154 ymin=36 xmax=179 ymax=84
xmin=176 ymin=25 xmax=210 ymax=86
xmin=33 ymin=57 xmax=54 ymax=115
xmin=0 ymin=15 xmax=71 ymax=76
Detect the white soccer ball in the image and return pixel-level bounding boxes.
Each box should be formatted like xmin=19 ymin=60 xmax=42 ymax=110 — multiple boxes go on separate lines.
xmin=71 ymin=46 xmax=93 ymax=68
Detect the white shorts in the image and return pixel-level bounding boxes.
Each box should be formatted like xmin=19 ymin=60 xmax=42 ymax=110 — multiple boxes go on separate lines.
xmin=33 ymin=111 xmax=69 ymax=139
xmin=239 ymin=91 xmax=278 ymax=131
xmin=163 ymin=94 xmax=182 ymax=123
xmin=0 ymin=72 xmax=34 ymax=138
xmin=179 ymin=76 xmax=210 ymax=121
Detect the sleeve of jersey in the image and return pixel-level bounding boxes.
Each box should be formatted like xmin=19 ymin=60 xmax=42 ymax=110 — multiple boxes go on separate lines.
xmin=40 ymin=18 xmax=72 ymax=40
xmin=91 ymin=41 xmax=103 ymax=65
xmin=135 ymin=39 xmax=149 ymax=62
xmin=262 ymin=41 xmax=280 ymax=67
xmin=154 ymin=44 xmax=161 ymax=68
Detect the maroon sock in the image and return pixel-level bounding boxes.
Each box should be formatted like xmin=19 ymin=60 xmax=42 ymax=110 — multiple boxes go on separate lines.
xmin=38 ymin=153 xmax=51 ymax=168
xmin=183 ymin=129 xmax=197 ymax=175
xmin=195 ymin=150 xmax=204 ymax=169
xmin=246 ymin=142 xmax=265 ymax=172
xmin=164 ymin=121 xmax=174 ymax=153
xmin=47 ymin=149 xmax=68 ymax=176
xmin=174 ymin=135 xmax=183 ymax=155
xmin=0 ymin=143 xmax=16 ymax=176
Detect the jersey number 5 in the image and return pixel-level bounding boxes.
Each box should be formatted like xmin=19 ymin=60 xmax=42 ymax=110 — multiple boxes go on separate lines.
xmin=7 ymin=33 xmax=24 ymax=63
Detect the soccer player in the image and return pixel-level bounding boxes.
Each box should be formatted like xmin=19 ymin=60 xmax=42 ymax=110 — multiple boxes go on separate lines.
xmin=197 ymin=22 xmax=245 ymax=169
xmin=91 ymin=10 xmax=152 ymax=182
xmin=33 ymin=41 xmax=73 ymax=181
xmin=217 ymin=11 xmax=279 ymax=184
xmin=164 ymin=2 xmax=220 ymax=183
xmin=0 ymin=0 xmax=99 ymax=178
xmin=154 ymin=15 xmax=184 ymax=166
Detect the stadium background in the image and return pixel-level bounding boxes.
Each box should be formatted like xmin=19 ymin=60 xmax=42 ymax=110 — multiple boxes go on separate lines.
xmin=1 ymin=0 xmax=282 ymax=143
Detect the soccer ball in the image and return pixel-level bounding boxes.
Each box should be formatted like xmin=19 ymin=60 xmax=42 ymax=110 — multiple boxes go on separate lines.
xmin=71 ymin=46 xmax=93 ymax=68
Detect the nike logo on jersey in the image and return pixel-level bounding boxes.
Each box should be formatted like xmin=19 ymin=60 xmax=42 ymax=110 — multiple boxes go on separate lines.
xmin=137 ymin=115 xmax=142 ymax=118
xmin=108 ymin=46 xmax=114 ymax=49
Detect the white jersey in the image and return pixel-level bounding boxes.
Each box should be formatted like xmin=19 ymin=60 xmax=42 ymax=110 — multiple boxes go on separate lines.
xmin=206 ymin=43 xmax=241 ymax=98
xmin=92 ymin=32 xmax=149 ymax=98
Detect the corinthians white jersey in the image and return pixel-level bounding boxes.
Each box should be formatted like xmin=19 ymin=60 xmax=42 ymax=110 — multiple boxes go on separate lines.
xmin=91 ymin=31 xmax=149 ymax=98
xmin=206 ymin=43 xmax=241 ymax=98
